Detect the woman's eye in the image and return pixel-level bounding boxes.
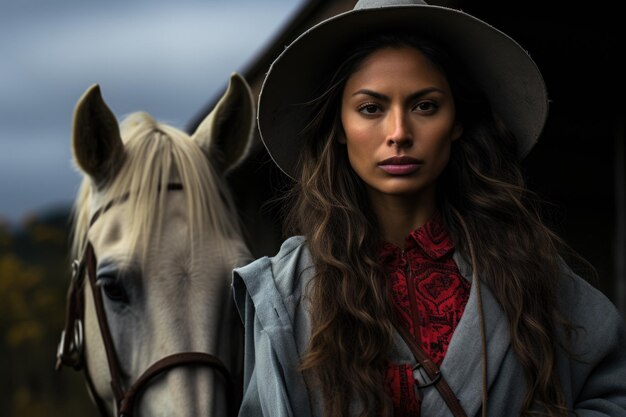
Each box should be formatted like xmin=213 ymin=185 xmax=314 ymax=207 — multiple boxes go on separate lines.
xmin=413 ymin=101 xmax=438 ymax=113
xmin=97 ymin=277 xmax=128 ymax=302
xmin=358 ymin=103 xmax=381 ymax=115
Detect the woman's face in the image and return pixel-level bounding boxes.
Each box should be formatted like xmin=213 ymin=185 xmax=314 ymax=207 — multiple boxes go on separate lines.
xmin=340 ymin=46 xmax=461 ymax=205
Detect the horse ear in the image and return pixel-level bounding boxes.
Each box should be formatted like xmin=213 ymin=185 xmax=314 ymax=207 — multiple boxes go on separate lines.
xmin=72 ymin=84 xmax=124 ymax=186
xmin=192 ymin=73 xmax=255 ymax=173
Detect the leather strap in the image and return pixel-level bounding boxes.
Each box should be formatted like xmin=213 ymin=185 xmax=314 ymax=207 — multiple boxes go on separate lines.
xmin=85 ymin=242 xmax=127 ymax=403
xmin=119 ymin=352 xmax=238 ymax=417
xmin=395 ymin=323 xmax=468 ymax=417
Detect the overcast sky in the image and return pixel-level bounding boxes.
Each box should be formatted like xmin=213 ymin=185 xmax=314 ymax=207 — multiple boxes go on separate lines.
xmin=0 ymin=0 xmax=303 ymax=227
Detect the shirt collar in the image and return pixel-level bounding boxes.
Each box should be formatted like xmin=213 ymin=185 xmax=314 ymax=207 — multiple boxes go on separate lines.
xmin=379 ymin=212 xmax=455 ymax=261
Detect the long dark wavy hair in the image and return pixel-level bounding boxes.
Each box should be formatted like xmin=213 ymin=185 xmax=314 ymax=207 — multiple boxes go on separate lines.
xmin=284 ymin=32 xmax=579 ymax=417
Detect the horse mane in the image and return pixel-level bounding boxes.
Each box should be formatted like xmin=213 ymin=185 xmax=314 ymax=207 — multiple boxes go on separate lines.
xmin=71 ymin=111 xmax=243 ymax=262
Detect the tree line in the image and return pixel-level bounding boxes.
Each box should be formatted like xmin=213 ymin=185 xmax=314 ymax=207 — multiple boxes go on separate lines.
xmin=0 ymin=208 xmax=96 ymax=416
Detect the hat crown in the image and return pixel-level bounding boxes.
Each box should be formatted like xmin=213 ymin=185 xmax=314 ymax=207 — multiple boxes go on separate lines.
xmin=354 ymin=0 xmax=428 ymax=10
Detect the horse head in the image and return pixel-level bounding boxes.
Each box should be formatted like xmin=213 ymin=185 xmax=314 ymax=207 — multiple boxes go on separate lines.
xmin=58 ymin=73 xmax=254 ymax=417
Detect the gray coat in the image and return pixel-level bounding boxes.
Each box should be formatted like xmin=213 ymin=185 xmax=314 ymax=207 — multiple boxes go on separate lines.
xmin=232 ymin=236 xmax=626 ymax=417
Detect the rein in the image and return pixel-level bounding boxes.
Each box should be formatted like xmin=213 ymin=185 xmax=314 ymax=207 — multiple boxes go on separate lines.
xmin=56 ymin=183 xmax=239 ymax=417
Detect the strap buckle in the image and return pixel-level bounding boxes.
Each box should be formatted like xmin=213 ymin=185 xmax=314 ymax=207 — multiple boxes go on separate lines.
xmin=56 ymin=319 xmax=84 ymax=370
xmin=412 ymin=362 xmax=441 ymax=388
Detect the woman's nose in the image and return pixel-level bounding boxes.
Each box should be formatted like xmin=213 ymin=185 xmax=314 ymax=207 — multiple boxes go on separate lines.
xmin=385 ymin=109 xmax=413 ymax=148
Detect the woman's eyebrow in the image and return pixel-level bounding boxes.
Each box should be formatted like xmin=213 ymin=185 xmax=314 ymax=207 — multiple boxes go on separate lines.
xmin=351 ymin=86 xmax=445 ymax=101
xmin=351 ymin=89 xmax=389 ymax=101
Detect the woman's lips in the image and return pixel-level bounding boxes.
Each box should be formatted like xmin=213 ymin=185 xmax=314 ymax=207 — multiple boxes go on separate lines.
xmin=378 ymin=156 xmax=423 ymax=175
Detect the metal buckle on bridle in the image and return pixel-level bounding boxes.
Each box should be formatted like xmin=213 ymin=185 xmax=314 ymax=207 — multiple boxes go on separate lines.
xmin=71 ymin=258 xmax=85 ymax=286
xmin=56 ymin=319 xmax=84 ymax=370
xmin=55 ymin=258 xmax=86 ymax=371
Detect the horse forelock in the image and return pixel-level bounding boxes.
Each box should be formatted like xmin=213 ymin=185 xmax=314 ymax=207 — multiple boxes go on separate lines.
xmin=71 ymin=111 xmax=244 ymax=264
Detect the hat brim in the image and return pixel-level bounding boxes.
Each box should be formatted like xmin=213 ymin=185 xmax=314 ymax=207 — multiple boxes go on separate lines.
xmin=258 ymin=5 xmax=548 ymax=179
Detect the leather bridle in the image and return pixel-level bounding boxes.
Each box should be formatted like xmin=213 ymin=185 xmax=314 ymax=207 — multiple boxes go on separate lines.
xmin=56 ymin=184 xmax=239 ymax=417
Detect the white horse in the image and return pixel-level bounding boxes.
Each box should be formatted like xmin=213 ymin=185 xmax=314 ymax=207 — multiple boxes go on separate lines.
xmin=56 ymin=73 xmax=254 ymax=417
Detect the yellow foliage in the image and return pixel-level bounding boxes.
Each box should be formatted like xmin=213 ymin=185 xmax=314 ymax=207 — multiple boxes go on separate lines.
xmin=34 ymin=289 xmax=58 ymax=311
xmin=13 ymin=386 xmax=51 ymax=417
xmin=0 ymin=227 xmax=9 ymax=248
xmin=0 ymin=216 xmax=94 ymax=416
xmin=0 ymin=254 xmax=61 ymax=349
xmin=0 ymin=255 xmax=43 ymax=320
xmin=0 ymin=254 xmax=42 ymax=293
xmin=6 ymin=320 xmax=44 ymax=347
xmin=31 ymin=224 xmax=66 ymax=245
xmin=13 ymin=387 xmax=32 ymax=410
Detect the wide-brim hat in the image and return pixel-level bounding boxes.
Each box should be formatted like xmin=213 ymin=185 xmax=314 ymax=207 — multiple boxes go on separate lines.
xmin=258 ymin=0 xmax=549 ymax=180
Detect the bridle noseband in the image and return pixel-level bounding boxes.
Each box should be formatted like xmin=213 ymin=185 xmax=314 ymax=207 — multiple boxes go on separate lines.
xmin=56 ymin=184 xmax=239 ymax=417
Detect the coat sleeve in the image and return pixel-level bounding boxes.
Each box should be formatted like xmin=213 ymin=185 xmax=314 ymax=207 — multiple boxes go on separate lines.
xmin=232 ymin=246 xmax=315 ymax=417
xmin=565 ymin=274 xmax=626 ymax=416
xmin=238 ymin=316 xmax=296 ymax=417
xmin=233 ymin=275 xmax=297 ymax=417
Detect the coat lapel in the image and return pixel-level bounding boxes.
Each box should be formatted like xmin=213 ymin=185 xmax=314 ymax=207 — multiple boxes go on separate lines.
xmin=418 ymin=252 xmax=512 ymax=417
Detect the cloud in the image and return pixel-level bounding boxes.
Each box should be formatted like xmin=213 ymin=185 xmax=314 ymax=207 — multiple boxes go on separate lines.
xmin=2 ymin=1 xmax=298 ymax=125
xmin=0 ymin=0 xmax=301 ymax=223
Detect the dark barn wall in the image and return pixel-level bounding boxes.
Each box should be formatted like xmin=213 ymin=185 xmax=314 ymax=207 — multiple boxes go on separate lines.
xmin=450 ymin=0 xmax=625 ymax=309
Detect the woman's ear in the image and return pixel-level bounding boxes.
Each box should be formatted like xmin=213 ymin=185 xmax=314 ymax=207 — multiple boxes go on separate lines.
xmin=452 ymin=122 xmax=463 ymax=141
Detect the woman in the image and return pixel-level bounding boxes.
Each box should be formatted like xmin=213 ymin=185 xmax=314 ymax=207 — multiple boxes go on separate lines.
xmin=233 ymin=1 xmax=626 ymax=416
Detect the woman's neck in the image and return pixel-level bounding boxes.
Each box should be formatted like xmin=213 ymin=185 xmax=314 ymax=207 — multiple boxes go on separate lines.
xmin=368 ymin=188 xmax=438 ymax=248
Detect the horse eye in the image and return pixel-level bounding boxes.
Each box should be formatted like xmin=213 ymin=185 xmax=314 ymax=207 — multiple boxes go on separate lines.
xmin=97 ymin=277 xmax=128 ymax=302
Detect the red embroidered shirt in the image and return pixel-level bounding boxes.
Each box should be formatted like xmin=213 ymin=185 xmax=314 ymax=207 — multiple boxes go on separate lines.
xmin=380 ymin=214 xmax=471 ymax=416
